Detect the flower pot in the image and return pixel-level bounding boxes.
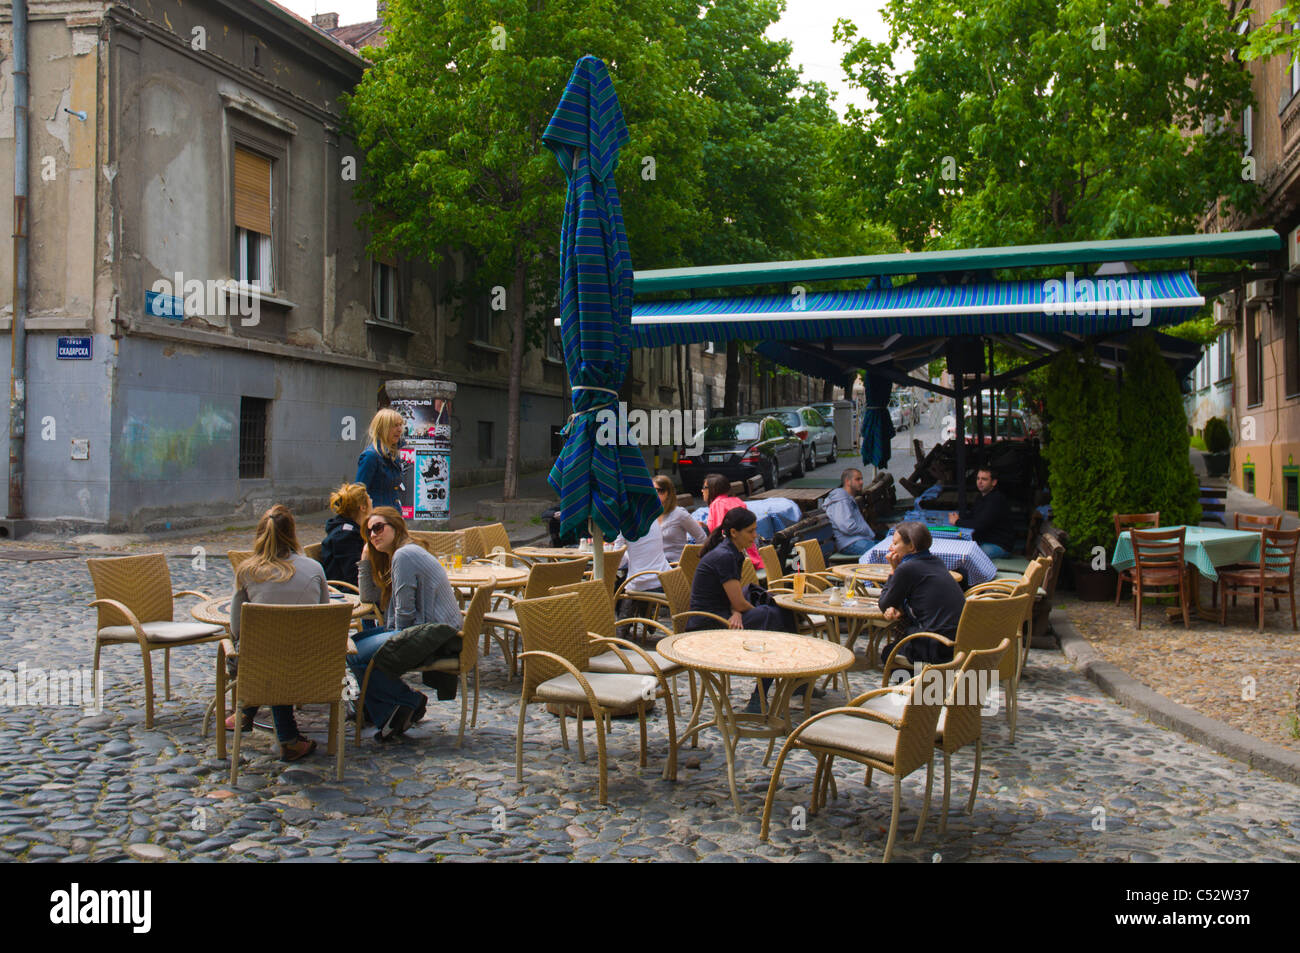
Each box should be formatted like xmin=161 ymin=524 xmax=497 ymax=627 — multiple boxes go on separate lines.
xmin=1205 ymin=451 xmax=1230 ymax=478
xmin=1069 ymin=560 xmax=1118 ymax=602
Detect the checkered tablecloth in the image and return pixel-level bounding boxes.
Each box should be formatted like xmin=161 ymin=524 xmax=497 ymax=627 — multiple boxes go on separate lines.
xmin=860 ymin=535 xmax=997 ymax=586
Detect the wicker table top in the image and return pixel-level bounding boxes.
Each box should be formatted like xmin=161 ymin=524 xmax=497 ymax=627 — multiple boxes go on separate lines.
xmin=191 ymin=592 xmax=368 ymax=627
xmin=828 ymin=564 xmax=963 ymax=585
xmin=512 ymin=546 xmax=595 ymax=561
xmin=448 ymin=564 xmax=530 ymax=588
xmin=656 ymin=630 xmax=854 ymax=678
xmin=772 ymin=591 xmax=888 ymax=622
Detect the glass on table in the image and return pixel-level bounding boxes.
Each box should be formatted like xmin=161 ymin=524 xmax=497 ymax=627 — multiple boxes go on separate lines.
xmin=792 ymin=572 xmax=806 ymax=599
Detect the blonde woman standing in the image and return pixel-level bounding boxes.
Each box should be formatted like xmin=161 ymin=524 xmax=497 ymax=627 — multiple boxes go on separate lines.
xmin=356 ymin=408 xmax=406 ymax=510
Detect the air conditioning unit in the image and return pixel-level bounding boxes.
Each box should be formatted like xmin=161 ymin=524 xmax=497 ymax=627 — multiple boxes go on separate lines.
xmin=1212 ymin=294 xmax=1238 ymax=328
xmin=1289 ymin=226 xmax=1300 ymax=273
xmin=1245 ymin=279 xmax=1275 ymax=305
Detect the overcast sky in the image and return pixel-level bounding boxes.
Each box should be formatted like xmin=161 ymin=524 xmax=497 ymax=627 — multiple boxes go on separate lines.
xmin=279 ymin=0 xmax=908 ymax=116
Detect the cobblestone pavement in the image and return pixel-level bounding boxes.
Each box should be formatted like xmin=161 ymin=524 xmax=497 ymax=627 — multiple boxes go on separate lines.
xmin=2 ymin=555 xmax=1299 ymax=863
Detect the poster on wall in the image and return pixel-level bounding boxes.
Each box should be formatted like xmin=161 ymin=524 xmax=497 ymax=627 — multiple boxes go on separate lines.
xmin=415 ymin=451 xmax=451 ymax=520
xmin=398 ymin=447 xmax=417 ymax=520
xmin=388 ymin=390 xmax=452 ymax=522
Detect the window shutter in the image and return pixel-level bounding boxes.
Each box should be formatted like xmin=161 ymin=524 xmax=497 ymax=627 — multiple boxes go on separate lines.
xmin=234 ymin=148 xmax=272 ymax=235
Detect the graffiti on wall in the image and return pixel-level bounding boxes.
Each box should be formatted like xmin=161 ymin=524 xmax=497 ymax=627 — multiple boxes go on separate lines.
xmin=119 ymin=393 xmax=236 ymax=480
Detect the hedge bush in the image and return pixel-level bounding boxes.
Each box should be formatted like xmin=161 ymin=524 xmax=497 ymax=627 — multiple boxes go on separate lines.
xmin=1118 ymin=331 xmax=1201 ymax=526
xmin=1043 ymin=347 xmax=1125 ymax=561
xmin=1203 ymin=416 xmax=1231 ymax=454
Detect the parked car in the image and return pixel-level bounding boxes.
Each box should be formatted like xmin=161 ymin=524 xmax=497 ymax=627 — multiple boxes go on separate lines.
xmin=758 ymin=406 xmax=838 ymax=470
xmin=888 ymin=396 xmax=918 ymax=431
xmin=964 ymin=409 xmax=1036 ymax=446
xmin=677 ymin=414 xmax=805 ymax=496
xmin=888 ymin=401 xmax=906 ymax=431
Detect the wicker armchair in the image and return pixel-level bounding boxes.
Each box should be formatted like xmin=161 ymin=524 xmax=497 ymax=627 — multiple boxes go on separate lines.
xmin=759 ymin=545 xmax=784 ymax=584
xmin=553 ymin=579 xmax=686 ymax=715
xmin=657 ymin=567 xmax=731 ymax=633
xmin=677 ymin=544 xmax=703 ymax=585
xmin=483 ymin=558 xmax=588 ymax=676
xmin=613 ymin=569 xmax=670 ymax=626
xmin=409 ymin=530 xmax=467 ymax=558
xmin=466 ymin=523 xmax=532 ymax=567
xmin=883 ymin=593 xmax=1032 ymax=744
xmin=303 ymin=542 xmax=323 ymax=562
xmin=86 ymin=553 xmax=223 ymax=728
xmin=759 ymin=656 xmax=965 ymax=862
xmin=966 ymin=557 xmax=1047 ymax=672
xmin=353 ymin=584 xmax=494 ymax=747
xmin=583 ymin=547 xmax=626 ymax=597
xmin=1216 ymin=528 xmax=1300 ymax=631
xmin=215 ymin=601 xmax=354 ymax=783
xmin=226 ymin=551 xmax=253 ymax=575
xmin=792 ymin=540 xmax=839 ymax=585
xmin=514 ymin=593 xmax=678 ymax=803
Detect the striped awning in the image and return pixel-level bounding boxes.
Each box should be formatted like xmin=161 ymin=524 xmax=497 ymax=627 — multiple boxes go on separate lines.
xmin=627 ymin=270 xmax=1203 ymax=349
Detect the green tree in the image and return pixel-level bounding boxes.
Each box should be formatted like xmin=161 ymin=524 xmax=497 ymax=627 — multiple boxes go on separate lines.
xmin=1117 ymin=331 xmax=1201 ymax=524
xmin=832 ymin=0 xmax=1257 ymax=251
xmin=345 ymin=0 xmax=707 ymax=498
xmin=1042 ymin=347 xmax=1125 ymax=561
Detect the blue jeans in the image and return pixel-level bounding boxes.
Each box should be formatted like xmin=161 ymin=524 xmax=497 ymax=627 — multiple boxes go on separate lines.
xmin=347 ymin=629 xmax=426 ymax=729
xmin=979 ymin=542 xmax=1010 ymax=559
xmin=242 ymin=705 xmax=300 ymax=743
xmin=838 ymin=538 xmax=874 ymax=556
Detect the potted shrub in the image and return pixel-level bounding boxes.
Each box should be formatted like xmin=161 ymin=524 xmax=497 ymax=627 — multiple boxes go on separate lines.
xmin=1203 ymin=416 xmax=1231 ymax=478
xmin=1043 ymin=347 xmax=1124 ymax=601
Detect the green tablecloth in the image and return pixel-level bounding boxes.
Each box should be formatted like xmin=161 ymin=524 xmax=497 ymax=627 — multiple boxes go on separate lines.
xmin=1111 ymin=526 xmax=1261 ymax=582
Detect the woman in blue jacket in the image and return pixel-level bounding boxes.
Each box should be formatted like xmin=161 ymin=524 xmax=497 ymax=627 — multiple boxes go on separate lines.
xmin=356 ymin=408 xmax=405 ymax=510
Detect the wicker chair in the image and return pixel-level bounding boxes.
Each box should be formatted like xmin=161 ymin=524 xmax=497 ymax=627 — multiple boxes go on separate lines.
xmin=657 ymin=567 xmax=731 ymax=634
xmin=466 ymin=522 xmax=531 ymax=567
xmin=86 ymin=553 xmax=223 ymax=729
xmin=303 ymin=542 xmax=323 ymax=562
xmin=1216 ymin=528 xmax=1300 ymax=631
xmin=353 ymin=585 xmax=494 ymax=746
xmin=759 ymin=545 xmax=784 ymax=584
xmin=883 ymin=593 xmax=1032 ymax=744
xmin=1131 ymin=527 xmax=1190 ymax=629
xmin=409 ymin=530 xmax=466 ymax=558
xmin=215 ymin=601 xmax=354 ymax=783
xmin=483 ymin=558 xmax=588 ymax=676
xmin=966 ymin=557 xmax=1048 ymax=672
xmin=792 ymin=539 xmax=840 ymax=585
xmin=677 ymin=544 xmax=703 ymax=585
xmin=514 ymin=593 xmax=678 ymax=803
xmin=583 ymin=547 xmax=626 ymax=597
xmin=552 ymin=579 xmax=686 ymax=714
xmin=226 ymin=551 xmax=254 ymax=575
xmin=1113 ymin=512 xmax=1159 ymax=604
xmin=759 ymin=656 xmax=965 ymax=862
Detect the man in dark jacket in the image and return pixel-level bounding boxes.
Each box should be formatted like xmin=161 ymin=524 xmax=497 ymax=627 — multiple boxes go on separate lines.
xmin=948 ymin=467 xmax=1016 ymax=558
xmin=878 ymin=522 xmax=966 ymax=672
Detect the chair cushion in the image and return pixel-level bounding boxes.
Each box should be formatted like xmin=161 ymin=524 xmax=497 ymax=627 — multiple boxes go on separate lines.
xmin=534 ymin=672 xmax=652 ymax=709
xmin=863 ymin=694 xmax=951 ymax=740
xmin=97 ymin=621 xmax=225 ymax=643
xmin=797 ymin=712 xmax=899 ymax=760
xmin=992 ymin=557 xmax=1030 ymax=574
xmin=484 ymin=608 xmax=519 ymax=628
xmin=586 ymin=649 xmax=681 ymax=676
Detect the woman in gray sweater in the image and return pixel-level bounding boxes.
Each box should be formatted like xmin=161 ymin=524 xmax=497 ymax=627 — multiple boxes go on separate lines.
xmin=348 ymin=506 xmax=462 ymax=741
xmin=228 ymin=505 xmax=330 ymax=761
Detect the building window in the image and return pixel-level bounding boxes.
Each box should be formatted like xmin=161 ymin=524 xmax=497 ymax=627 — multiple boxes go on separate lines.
xmin=372 ymin=261 xmax=399 ymax=323
xmin=473 ymin=301 xmax=495 ymax=344
xmin=234 ymin=147 xmax=273 ymax=291
xmin=477 ymin=420 xmax=494 ymax=461
xmin=704 ymin=383 xmax=715 ymax=414
xmin=1216 ymin=330 xmax=1232 ymax=383
xmin=1246 ymin=307 xmax=1263 ymax=407
xmin=546 ymin=325 xmax=563 ymax=363
xmin=239 ymin=397 xmax=269 ymax=479
xmin=703 ymin=340 xmax=715 ymax=355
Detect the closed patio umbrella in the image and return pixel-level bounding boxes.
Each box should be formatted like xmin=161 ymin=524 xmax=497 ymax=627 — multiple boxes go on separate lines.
xmin=544 ymin=56 xmax=659 ymax=558
xmin=861 ymin=370 xmax=895 ymax=470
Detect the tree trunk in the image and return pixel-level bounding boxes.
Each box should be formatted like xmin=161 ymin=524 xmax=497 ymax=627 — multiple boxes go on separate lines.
xmin=724 ymin=339 xmax=740 ymax=415
xmin=503 ymin=262 xmax=526 ymax=500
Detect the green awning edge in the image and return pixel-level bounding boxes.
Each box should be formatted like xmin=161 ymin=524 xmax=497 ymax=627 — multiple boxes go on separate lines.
xmin=632 ymin=229 xmax=1281 ymax=295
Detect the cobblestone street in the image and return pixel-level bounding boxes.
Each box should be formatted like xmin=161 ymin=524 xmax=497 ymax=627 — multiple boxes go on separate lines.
xmin=2 ymin=554 xmax=1298 ymax=863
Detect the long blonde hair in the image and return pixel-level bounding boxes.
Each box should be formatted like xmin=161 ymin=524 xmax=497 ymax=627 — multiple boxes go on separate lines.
xmin=653 ymin=474 xmax=677 ymax=515
xmin=330 ymin=482 xmax=370 ymax=522
xmin=365 ymin=506 xmax=412 ymax=610
xmin=238 ymin=505 xmax=301 ymax=585
xmin=367 ymin=408 xmax=405 ymax=459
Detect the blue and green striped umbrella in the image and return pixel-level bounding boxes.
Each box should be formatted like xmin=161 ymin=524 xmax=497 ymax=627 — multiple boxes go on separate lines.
xmin=543 ymin=56 xmax=658 ymax=542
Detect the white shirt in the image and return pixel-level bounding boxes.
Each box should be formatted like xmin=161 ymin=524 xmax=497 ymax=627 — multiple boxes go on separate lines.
xmin=616 ymin=519 xmax=672 ymax=591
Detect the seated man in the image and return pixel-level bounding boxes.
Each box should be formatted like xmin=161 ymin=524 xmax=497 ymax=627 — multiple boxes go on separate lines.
xmin=948 ymin=467 xmax=1016 ymax=559
xmin=877 ymin=522 xmax=966 ymax=675
xmin=823 ymin=467 xmax=877 ymax=556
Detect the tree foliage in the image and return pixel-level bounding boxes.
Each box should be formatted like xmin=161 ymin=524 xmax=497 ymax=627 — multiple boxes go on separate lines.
xmin=1117 ymin=331 xmax=1201 ymax=525
xmin=1042 ymin=347 xmax=1125 ymax=560
xmin=832 ymin=0 xmax=1257 ymax=251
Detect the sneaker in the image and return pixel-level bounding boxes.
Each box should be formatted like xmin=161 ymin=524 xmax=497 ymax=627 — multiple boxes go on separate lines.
xmin=280 ymin=736 xmax=317 ymax=762
xmin=375 ymin=704 xmax=415 ymax=743
xmin=410 ymin=695 xmax=428 ymax=727
xmin=743 ymin=693 xmax=767 ymax=715
xmin=792 ymin=683 xmax=827 ymax=699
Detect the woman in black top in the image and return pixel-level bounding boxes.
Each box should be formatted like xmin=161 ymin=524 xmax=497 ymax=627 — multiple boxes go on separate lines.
xmin=320 ymin=482 xmax=369 ymax=585
xmin=877 ymin=521 xmax=966 ymax=670
xmin=690 ymin=508 xmax=796 ymax=712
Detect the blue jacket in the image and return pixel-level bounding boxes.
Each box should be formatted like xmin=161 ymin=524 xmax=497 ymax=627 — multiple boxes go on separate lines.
xmin=823 ymin=486 xmax=875 ymax=553
xmin=356 ymin=446 xmax=403 ymax=510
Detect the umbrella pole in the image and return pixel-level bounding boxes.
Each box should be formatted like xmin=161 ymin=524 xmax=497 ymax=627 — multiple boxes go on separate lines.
xmin=591 ymin=521 xmax=605 ymax=582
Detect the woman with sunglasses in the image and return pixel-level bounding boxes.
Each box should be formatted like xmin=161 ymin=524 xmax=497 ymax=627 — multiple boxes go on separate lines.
xmin=654 ymin=474 xmax=706 ymax=563
xmin=347 ymin=507 xmax=463 ymax=740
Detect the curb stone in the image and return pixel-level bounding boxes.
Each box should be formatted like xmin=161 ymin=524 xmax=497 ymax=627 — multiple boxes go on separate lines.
xmin=1053 ymin=609 xmax=1300 ymax=787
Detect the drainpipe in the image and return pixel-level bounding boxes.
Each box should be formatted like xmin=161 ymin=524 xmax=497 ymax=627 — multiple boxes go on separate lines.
xmin=7 ymin=0 xmax=29 ymax=521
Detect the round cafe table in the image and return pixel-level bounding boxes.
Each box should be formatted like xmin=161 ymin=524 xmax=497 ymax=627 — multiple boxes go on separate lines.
xmin=512 ymin=546 xmax=593 ymax=562
xmin=772 ymin=590 xmax=895 ymax=679
xmin=191 ymin=590 xmax=372 ymax=628
xmin=828 ymin=564 xmax=964 ymax=586
xmin=655 ymin=629 xmax=854 ymax=813
xmin=445 ymin=562 xmax=530 ymax=591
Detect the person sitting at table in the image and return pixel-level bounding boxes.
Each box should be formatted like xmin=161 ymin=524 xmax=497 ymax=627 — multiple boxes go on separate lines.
xmin=701 ymin=473 xmax=764 ymax=571
xmin=655 ymin=474 xmax=707 ymax=563
xmin=877 ymin=521 xmax=966 ymax=677
xmin=319 ymin=482 xmax=370 ymax=586
xmin=824 ymin=467 xmax=878 ymax=556
xmin=614 ymin=511 xmax=673 ymax=620
xmin=227 ymin=504 xmax=331 ymax=762
xmin=690 ymin=507 xmax=797 ymax=713
xmin=947 ymin=467 xmax=1016 ymax=559
xmin=349 ymin=507 xmax=463 ymax=741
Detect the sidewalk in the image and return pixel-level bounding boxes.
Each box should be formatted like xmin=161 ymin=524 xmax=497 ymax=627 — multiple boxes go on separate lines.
xmin=1190 ymin=449 xmax=1298 ymax=530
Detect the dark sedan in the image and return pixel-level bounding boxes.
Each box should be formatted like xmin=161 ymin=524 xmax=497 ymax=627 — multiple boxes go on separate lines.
xmin=677 ymin=414 xmax=804 ymax=496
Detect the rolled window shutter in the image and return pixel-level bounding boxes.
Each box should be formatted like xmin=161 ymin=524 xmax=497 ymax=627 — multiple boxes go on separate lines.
xmin=234 ymin=148 xmax=272 ymax=235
